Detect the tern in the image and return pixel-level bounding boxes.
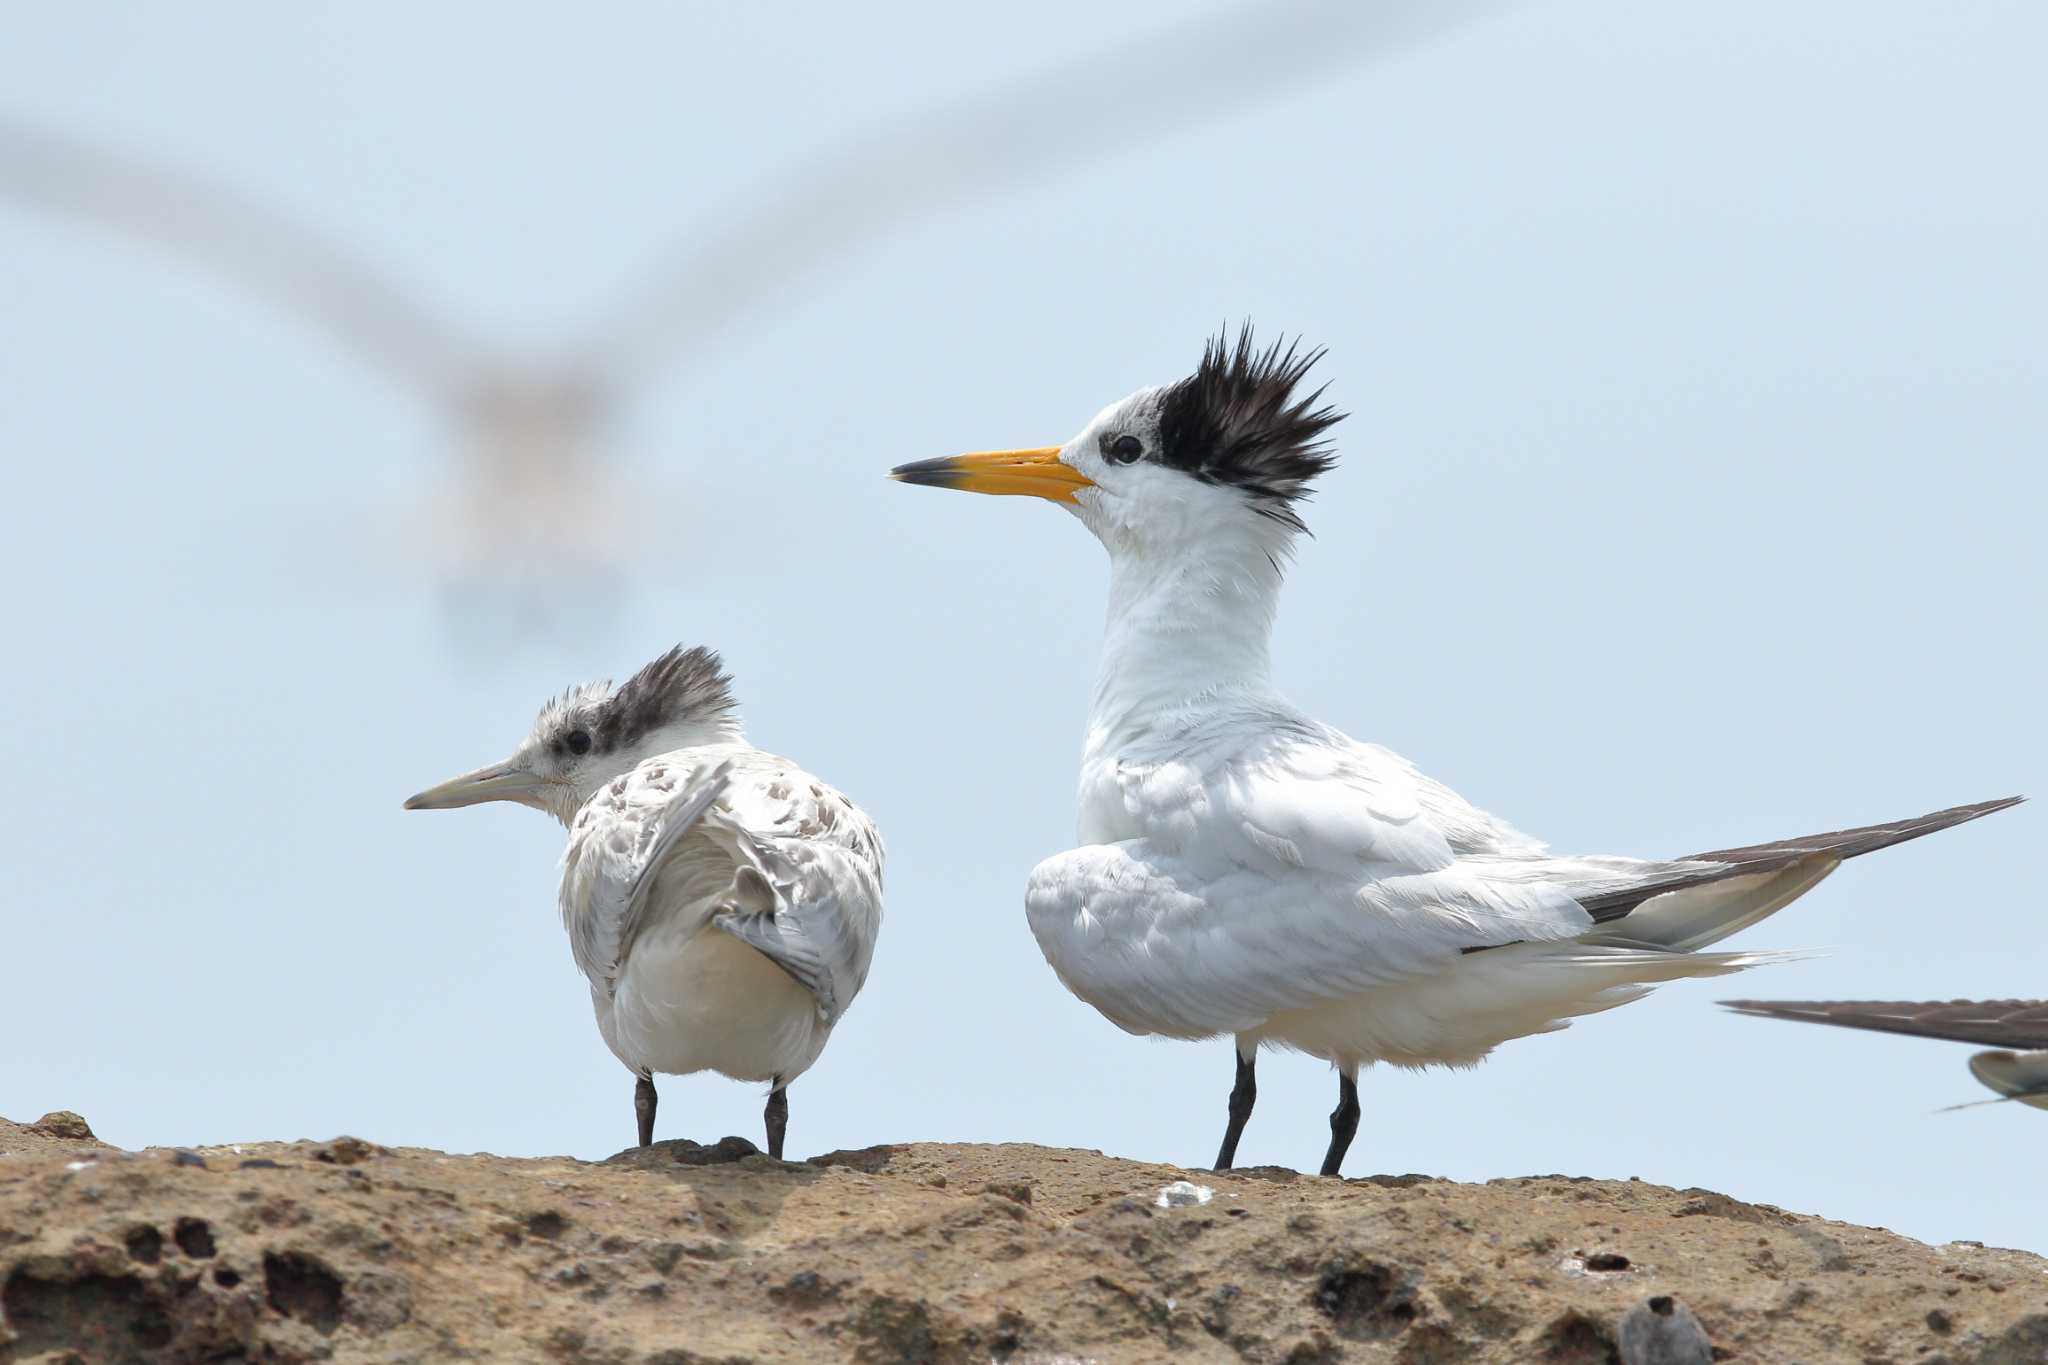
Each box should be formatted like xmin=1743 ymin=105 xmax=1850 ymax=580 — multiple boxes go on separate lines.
xmin=1723 ymin=999 xmax=2048 ymax=1112
xmin=1 ymin=0 xmax=1520 ymax=651
xmin=890 ymin=326 xmax=2020 ymax=1176
xmin=405 ymin=644 xmax=884 ymax=1158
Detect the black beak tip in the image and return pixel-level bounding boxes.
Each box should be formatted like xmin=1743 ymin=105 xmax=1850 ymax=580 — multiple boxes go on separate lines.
xmin=888 ymin=457 xmax=960 ymax=488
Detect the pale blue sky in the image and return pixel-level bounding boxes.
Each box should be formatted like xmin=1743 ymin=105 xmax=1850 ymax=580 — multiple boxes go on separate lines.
xmin=4 ymin=2 xmax=2042 ymax=1252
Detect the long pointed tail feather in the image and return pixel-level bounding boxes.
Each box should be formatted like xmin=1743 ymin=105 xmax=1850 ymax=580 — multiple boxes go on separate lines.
xmin=1581 ymin=795 xmax=2024 ymax=925
xmin=1686 ymin=795 xmax=2024 ymax=867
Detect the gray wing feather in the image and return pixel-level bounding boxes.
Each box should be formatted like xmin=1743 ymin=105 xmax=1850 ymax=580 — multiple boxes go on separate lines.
xmin=710 ymin=827 xmax=872 ymax=1025
xmin=1720 ymin=998 xmax=2048 ymax=1051
xmin=573 ymin=762 xmax=733 ymax=994
xmin=714 ymin=887 xmax=838 ymax=1021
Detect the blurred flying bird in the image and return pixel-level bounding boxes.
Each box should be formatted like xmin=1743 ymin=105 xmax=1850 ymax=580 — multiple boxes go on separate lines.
xmin=890 ymin=325 xmax=2022 ymax=1176
xmin=0 ymin=0 xmax=1518 ymax=656
xmin=1722 ymin=999 xmax=2048 ymax=1112
xmin=404 ymin=645 xmax=884 ymax=1158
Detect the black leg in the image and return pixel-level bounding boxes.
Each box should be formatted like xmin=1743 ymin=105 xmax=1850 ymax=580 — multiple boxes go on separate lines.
xmin=764 ymin=1080 xmax=789 ymax=1160
xmin=634 ymin=1074 xmax=657 ymax=1148
xmin=1319 ymin=1072 xmax=1360 ymax=1177
xmin=1213 ymin=1048 xmax=1258 ymax=1170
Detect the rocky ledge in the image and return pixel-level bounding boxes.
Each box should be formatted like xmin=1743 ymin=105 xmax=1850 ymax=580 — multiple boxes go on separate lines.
xmin=2 ymin=1112 xmax=2043 ymax=1364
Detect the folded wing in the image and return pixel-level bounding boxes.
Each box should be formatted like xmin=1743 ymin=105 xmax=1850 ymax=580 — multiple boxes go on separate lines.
xmin=1038 ymin=732 xmax=1596 ymax=1037
xmin=560 ymin=761 xmax=735 ymax=995
xmin=1047 ymin=715 xmax=2021 ymax=1036
xmin=559 ymin=754 xmax=884 ymax=1027
xmin=701 ymin=762 xmax=885 ymax=1026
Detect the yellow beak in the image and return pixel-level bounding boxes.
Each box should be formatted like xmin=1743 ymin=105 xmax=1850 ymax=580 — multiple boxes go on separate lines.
xmin=889 ymin=447 xmax=1094 ymax=504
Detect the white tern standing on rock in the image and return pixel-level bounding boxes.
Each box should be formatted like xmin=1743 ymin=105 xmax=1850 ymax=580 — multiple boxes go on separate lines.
xmin=891 ymin=325 xmax=2020 ymax=1176
xmin=406 ymin=644 xmax=884 ymax=1159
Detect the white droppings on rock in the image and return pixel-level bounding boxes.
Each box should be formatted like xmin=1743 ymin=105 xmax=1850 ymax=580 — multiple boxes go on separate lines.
xmin=1155 ymin=1180 xmax=1213 ymax=1208
xmin=63 ymin=1159 xmax=95 ymax=1172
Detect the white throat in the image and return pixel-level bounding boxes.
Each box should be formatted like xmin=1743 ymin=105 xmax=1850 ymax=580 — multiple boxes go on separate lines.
xmin=1085 ymin=525 xmax=1289 ymax=758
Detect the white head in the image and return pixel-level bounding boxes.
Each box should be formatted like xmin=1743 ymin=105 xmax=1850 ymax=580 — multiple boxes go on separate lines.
xmin=404 ymin=644 xmax=743 ymax=826
xmin=890 ymin=326 xmax=1346 ymax=564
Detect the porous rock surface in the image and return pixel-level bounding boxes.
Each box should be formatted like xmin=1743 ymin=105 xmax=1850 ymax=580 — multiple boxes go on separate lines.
xmin=2 ymin=1112 xmax=2044 ymax=1363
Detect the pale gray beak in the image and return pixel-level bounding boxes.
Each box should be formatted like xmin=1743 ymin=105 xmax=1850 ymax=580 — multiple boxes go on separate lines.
xmin=403 ymin=760 xmax=547 ymax=811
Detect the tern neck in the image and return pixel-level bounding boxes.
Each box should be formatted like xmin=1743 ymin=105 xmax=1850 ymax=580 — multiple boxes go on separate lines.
xmin=553 ymin=725 xmax=748 ymax=828
xmin=546 ymin=784 xmax=590 ymax=829
xmin=1088 ymin=534 xmax=1286 ymax=748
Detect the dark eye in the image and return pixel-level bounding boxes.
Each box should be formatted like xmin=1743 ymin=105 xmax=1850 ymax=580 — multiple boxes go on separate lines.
xmin=1106 ymin=433 xmax=1143 ymax=464
xmin=565 ymin=729 xmax=592 ymax=756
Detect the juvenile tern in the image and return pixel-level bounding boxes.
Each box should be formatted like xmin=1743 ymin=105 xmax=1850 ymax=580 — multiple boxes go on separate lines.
xmin=1723 ymin=999 xmax=2048 ymax=1112
xmin=891 ymin=326 xmax=2020 ymax=1175
xmin=405 ymin=645 xmax=884 ymax=1158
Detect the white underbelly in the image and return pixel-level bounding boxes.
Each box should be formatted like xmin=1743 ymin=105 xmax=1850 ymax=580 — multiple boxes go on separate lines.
xmin=1248 ymin=942 xmax=1745 ymax=1071
xmin=592 ymin=921 xmax=827 ymax=1084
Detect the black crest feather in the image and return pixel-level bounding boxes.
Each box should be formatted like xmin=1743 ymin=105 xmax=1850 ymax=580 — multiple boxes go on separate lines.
xmin=1155 ymin=324 xmax=1345 ymax=530
xmin=594 ymin=644 xmax=736 ymax=753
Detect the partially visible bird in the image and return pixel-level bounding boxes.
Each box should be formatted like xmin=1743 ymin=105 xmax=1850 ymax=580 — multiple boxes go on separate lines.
xmin=1722 ymin=999 xmax=2048 ymax=1112
xmin=405 ymin=644 xmax=884 ymax=1158
xmin=890 ymin=324 xmax=2021 ymax=1176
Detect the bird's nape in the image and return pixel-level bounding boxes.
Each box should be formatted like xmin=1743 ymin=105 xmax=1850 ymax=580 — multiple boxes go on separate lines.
xmin=1152 ymin=325 xmax=1344 ymax=529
